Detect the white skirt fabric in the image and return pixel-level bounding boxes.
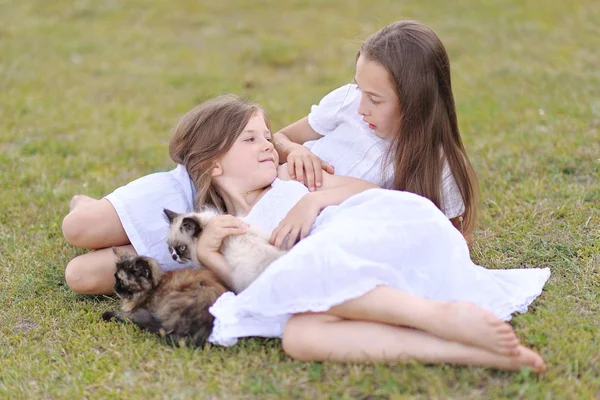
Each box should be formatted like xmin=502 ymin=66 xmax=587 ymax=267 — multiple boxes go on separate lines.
xmin=104 ymin=164 xmax=196 ymax=270
xmin=208 ymin=189 xmax=550 ymax=346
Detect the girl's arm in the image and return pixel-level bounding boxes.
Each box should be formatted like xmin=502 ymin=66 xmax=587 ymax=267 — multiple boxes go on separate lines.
xmin=313 ymin=170 xmax=476 ymax=245
xmin=304 ymin=172 xmax=377 ymax=210
xmin=314 ymin=170 xmax=475 ymax=245
xmin=279 ymin=165 xmax=377 ymax=208
xmin=198 ymin=252 xmax=235 ymax=290
xmin=195 ymin=215 xmax=248 ymax=290
xmin=273 ymin=117 xmax=334 ymax=191
xmin=272 ymin=117 xmax=322 ymax=160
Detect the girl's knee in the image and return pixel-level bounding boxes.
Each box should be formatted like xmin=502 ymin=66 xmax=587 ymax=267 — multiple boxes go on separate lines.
xmin=62 ymin=199 xmax=128 ymax=249
xmin=64 ymin=257 xmax=87 ymax=293
xmin=62 ymin=211 xmax=86 ymax=247
xmin=64 ymin=257 xmax=104 ymax=294
xmin=282 ymin=315 xmax=313 ymax=361
xmin=282 ymin=313 xmax=333 ymax=361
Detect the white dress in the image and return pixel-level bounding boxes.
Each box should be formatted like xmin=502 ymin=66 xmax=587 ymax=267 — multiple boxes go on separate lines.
xmin=104 ymin=165 xmax=197 ymax=271
xmin=208 ymin=178 xmax=550 ymax=346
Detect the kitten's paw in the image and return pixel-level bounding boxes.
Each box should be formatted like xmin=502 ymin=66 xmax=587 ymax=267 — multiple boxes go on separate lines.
xmin=102 ymin=311 xmax=121 ymax=322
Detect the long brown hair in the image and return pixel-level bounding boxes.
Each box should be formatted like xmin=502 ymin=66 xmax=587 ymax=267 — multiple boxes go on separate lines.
xmin=169 ymin=95 xmax=268 ymax=212
xmin=359 ymin=20 xmax=479 ymax=234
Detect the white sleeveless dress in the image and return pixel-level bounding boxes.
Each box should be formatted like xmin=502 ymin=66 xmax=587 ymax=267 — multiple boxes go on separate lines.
xmin=208 ymin=179 xmax=551 ymax=346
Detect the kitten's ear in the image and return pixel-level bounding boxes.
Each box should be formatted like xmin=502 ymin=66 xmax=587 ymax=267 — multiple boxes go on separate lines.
xmin=112 ymin=247 xmax=128 ymax=259
xmin=181 ymin=217 xmax=202 ymax=238
xmin=163 ymin=208 xmax=179 ymax=224
xmin=134 ymin=259 xmax=151 ymax=279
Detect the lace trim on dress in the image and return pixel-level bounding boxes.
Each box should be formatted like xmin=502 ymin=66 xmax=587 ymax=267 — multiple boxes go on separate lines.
xmin=486 ymin=267 xmax=551 ymax=321
xmin=209 ymin=268 xmax=551 ymax=347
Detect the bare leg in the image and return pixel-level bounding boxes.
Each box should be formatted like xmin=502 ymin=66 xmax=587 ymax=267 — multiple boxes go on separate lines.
xmin=62 ymin=196 xmax=129 ymax=249
xmin=325 ymin=286 xmax=520 ymax=356
xmin=283 ymin=314 xmax=546 ymax=373
xmin=65 ymin=245 xmax=136 ymax=295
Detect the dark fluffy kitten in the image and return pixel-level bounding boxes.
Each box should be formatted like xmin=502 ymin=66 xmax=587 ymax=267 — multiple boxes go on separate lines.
xmin=102 ymin=247 xmax=227 ymax=347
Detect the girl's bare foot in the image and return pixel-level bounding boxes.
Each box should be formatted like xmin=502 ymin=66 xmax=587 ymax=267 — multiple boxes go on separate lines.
xmin=430 ymin=302 xmax=520 ymax=357
xmin=69 ymin=195 xmax=96 ymax=212
xmin=495 ymin=345 xmax=546 ymax=373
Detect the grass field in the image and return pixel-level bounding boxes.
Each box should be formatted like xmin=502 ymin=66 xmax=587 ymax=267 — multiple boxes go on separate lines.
xmin=1 ymin=0 xmax=599 ymax=398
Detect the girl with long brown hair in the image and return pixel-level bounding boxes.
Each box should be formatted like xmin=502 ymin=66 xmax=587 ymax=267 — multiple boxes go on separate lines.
xmin=275 ymin=20 xmax=478 ymax=242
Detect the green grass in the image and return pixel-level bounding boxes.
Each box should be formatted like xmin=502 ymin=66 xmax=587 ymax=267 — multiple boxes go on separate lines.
xmin=1 ymin=0 xmax=599 ymax=398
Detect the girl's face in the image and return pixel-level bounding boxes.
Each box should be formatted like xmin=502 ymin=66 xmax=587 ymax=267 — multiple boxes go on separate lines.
xmin=355 ymin=54 xmax=401 ymax=139
xmin=213 ymin=112 xmax=278 ymax=191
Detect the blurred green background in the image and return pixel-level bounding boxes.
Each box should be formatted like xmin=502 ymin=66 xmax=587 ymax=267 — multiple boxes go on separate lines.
xmin=0 ymin=0 xmax=598 ymax=398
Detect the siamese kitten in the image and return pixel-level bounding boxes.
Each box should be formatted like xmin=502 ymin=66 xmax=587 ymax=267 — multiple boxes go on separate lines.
xmin=102 ymin=248 xmax=227 ymax=347
xmin=164 ymin=207 xmax=286 ymax=293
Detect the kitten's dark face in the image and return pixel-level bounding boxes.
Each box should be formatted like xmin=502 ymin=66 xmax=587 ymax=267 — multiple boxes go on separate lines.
xmin=168 ymin=242 xmax=193 ymax=264
xmin=113 ymin=256 xmax=156 ymax=300
xmin=164 ymin=208 xmax=205 ymax=264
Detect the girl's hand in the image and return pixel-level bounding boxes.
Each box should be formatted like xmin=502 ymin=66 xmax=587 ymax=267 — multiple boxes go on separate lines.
xmin=196 ymin=215 xmax=248 ymax=262
xmin=286 ymin=143 xmax=334 ymax=192
xmin=270 ymin=195 xmax=321 ymax=250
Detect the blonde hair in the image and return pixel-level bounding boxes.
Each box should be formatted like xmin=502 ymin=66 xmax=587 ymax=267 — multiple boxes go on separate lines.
xmin=359 ymin=20 xmax=479 ymax=235
xmin=169 ymin=95 xmax=268 ymax=212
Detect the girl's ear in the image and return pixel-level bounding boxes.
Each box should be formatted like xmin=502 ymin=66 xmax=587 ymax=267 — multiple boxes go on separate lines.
xmin=211 ymin=162 xmax=222 ymax=177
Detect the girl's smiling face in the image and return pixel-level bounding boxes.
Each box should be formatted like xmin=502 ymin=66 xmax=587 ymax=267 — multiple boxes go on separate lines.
xmin=213 ymin=112 xmax=279 ymax=192
xmin=355 ymin=54 xmax=401 ymax=139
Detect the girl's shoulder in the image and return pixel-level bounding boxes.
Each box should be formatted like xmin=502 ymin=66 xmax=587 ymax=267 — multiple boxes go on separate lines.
xmin=317 ymin=83 xmax=360 ymax=109
xmin=308 ymin=84 xmax=361 ymax=136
